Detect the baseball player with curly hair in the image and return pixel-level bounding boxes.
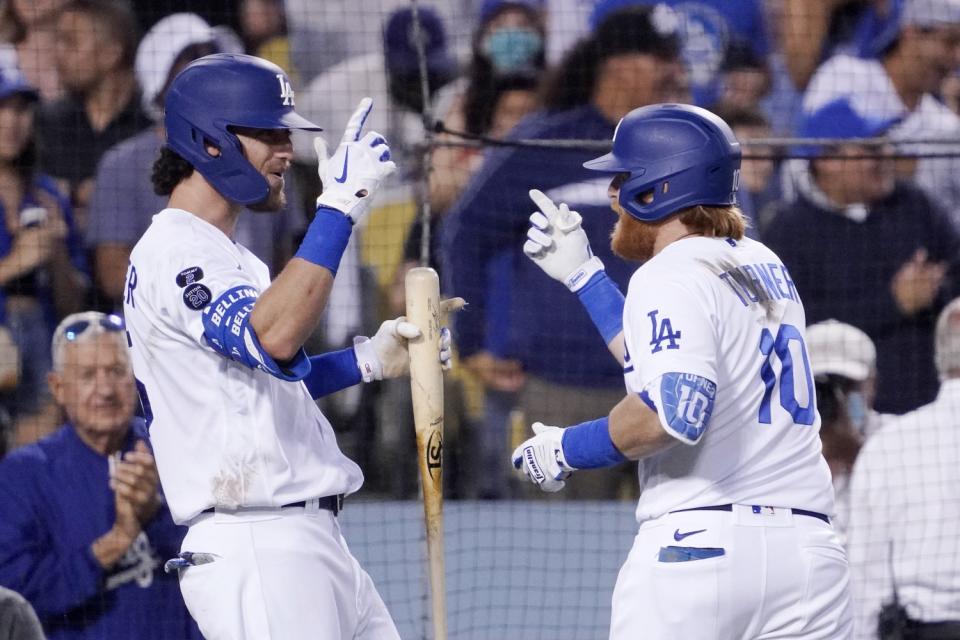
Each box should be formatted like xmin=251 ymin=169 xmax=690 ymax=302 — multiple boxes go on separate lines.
xmin=122 ymin=53 xmax=451 ymax=640
xmin=513 ymin=103 xmax=853 ymax=638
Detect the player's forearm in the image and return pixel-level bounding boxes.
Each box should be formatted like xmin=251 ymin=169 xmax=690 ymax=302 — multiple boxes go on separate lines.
xmin=607 ymin=332 xmax=626 ymax=367
xmin=574 ymin=269 xmax=626 ymax=365
xmin=608 ymin=394 xmax=676 ymax=460
xmin=250 ymin=259 xmax=335 ymax=361
xmin=250 ymin=205 xmax=353 ymax=360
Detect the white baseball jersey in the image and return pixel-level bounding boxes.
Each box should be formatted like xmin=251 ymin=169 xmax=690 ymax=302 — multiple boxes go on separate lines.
xmin=622 ymin=235 xmax=835 ymax=523
xmin=123 ymin=208 xmax=363 ymax=524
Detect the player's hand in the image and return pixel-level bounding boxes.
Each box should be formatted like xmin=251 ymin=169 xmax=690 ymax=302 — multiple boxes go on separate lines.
xmin=315 ymin=97 xmax=397 ymax=225
xmin=110 ymin=440 xmax=161 ymax=526
xmin=891 ymin=248 xmax=946 ymax=316
xmin=354 ymin=298 xmax=463 ymax=381
xmin=511 ymin=422 xmax=577 ymax=492
xmin=523 ymin=189 xmax=603 ymax=292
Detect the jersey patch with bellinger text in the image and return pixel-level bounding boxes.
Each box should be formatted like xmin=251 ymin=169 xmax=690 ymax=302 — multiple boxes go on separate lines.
xmin=182 ymin=283 xmax=212 ymax=310
xmin=176 ymin=266 xmax=204 ymax=288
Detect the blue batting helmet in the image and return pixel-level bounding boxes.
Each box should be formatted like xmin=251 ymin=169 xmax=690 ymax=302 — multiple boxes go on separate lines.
xmin=164 ymin=53 xmax=322 ymax=205
xmin=584 ymin=103 xmax=741 ymax=222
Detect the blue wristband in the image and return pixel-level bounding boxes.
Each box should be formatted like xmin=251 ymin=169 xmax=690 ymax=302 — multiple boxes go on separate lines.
xmin=561 ymin=416 xmax=628 ymax=469
xmin=575 ymin=271 xmax=625 ymax=344
xmin=303 ymin=347 xmax=362 ymax=398
xmin=294 ymin=206 xmax=353 ymax=274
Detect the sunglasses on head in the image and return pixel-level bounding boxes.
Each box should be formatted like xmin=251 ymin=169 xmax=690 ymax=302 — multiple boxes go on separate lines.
xmin=62 ymin=315 xmax=125 ymax=342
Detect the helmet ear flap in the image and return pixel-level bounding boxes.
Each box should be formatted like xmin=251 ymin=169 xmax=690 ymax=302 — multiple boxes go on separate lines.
xmin=162 ymin=53 xmax=322 ymax=205
xmin=619 ymin=174 xmax=667 ymax=220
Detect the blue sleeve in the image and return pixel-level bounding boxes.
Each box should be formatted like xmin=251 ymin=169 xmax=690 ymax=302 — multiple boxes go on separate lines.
xmin=576 ymin=270 xmax=625 ymax=344
xmin=442 ymin=146 xmax=529 ymax=358
xmin=0 ymin=456 xmax=104 ymax=617
xmin=201 ymin=285 xmax=311 ymax=381
xmin=303 ymin=348 xmax=362 ymax=398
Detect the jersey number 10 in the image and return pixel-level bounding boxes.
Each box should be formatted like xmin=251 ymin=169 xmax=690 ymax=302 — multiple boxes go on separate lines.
xmin=757 ymin=323 xmax=815 ymax=426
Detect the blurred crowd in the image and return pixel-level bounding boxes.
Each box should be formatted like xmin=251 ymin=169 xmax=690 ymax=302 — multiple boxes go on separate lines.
xmin=0 ymin=0 xmax=958 ymax=637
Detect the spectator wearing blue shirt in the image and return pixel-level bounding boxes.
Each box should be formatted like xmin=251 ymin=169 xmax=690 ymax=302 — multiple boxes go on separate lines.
xmin=0 ymin=64 xmax=87 ymax=426
xmin=0 ymin=312 xmax=201 ymax=640
xmin=765 ymin=99 xmax=960 ymax=415
xmin=443 ymin=5 xmax=686 ymax=498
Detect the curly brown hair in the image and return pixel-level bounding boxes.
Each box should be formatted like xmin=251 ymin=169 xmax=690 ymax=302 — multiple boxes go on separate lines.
xmin=151 ymin=146 xmax=194 ymax=196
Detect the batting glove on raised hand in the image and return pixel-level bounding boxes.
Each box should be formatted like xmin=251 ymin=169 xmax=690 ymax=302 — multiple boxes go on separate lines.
xmin=523 ymin=189 xmax=605 ymax=292
xmin=316 ymin=97 xmax=397 ymax=225
xmin=511 ymin=422 xmax=577 ymax=492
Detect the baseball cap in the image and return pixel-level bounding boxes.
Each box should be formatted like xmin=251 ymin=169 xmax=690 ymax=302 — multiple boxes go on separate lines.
xmin=479 ymin=0 xmax=545 ymax=24
xmin=794 ymin=98 xmax=900 ymax=158
xmin=865 ymin=0 xmax=960 ymax=55
xmin=806 ymin=320 xmax=877 ymax=381
xmin=136 ymin=13 xmax=237 ymax=120
xmin=383 ymin=6 xmax=456 ymax=76
xmin=0 ymin=63 xmax=38 ymax=103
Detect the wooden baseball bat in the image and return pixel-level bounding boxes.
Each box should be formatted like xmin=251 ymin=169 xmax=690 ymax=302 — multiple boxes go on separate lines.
xmin=405 ymin=267 xmax=447 ymax=640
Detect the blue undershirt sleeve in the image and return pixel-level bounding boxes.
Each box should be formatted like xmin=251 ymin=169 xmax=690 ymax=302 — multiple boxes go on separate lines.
xmin=561 ymin=416 xmax=628 ymax=469
xmin=303 ymin=348 xmax=362 ymax=398
xmin=575 ymin=271 xmax=625 ymax=344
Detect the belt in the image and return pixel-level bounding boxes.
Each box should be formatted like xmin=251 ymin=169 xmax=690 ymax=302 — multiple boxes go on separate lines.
xmin=904 ymin=620 xmax=960 ymax=640
xmin=201 ymin=495 xmax=343 ymax=516
xmin=672 ymin=504 xmax=830 ymax=524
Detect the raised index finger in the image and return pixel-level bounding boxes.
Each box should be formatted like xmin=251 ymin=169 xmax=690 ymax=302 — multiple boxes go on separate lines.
xmin=529 ymin=189 xmax=560 ymax=221
xmin=342 ymin=97 xmax=373 ymax=144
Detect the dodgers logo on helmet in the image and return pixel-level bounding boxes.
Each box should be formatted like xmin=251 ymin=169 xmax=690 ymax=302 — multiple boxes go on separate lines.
xmin=584 ymin=103 xmax=741 ymax=222
xmin=164 ymin=53 xmax=322 ymax=205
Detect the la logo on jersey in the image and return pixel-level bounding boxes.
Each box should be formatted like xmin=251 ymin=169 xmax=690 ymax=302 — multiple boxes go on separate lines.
xmin=276 ymin=73 xmax=294 ymax=106
xmin=648 ymin=309 xmax=681 ymax=353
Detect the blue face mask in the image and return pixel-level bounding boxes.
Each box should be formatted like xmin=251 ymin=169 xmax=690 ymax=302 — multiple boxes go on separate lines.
xmin=481 ymin=27 xmax=543 ymax=76
xmin=846 ymin=390 xmax=867 ymax=434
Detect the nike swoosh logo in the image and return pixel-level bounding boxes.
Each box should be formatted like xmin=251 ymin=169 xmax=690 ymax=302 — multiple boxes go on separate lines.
xmin=334 ymin=148 xmax=349 ymax=183
xmin=673 ymin=528 xmax=706 ymax=541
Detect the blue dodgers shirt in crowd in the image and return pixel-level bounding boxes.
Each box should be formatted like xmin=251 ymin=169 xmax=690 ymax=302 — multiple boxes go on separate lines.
xmin=444 ymin=104 xmax=633 ymax=388
xmin=0 ymin=420 xmax=202 ymax=640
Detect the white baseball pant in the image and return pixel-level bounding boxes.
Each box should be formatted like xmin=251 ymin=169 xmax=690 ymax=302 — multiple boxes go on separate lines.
xmin=178 ymin=501 xmax=399 ymax=640
xmin=610 ymin=504 xmax=853 ymax=639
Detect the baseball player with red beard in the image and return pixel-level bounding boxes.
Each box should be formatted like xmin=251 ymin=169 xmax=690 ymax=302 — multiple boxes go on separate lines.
xmin=513 ymin=103 xmax=853 ymax=639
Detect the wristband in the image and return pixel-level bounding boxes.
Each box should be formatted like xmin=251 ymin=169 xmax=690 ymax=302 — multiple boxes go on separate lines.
xmin=561 ymin=417 xmax=628 ymax=469
xmin=575 ymin=270 xmax=625 ymax=344
xmin=302 ymin=347 xmax=362 ymax=398
xmin=352 ymin=336 xmax=382 ymax=382
xmin=294 ymin=206 xmax=353 ymax=274
xmin=564 ymin=255 xmax=605 ymax=292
